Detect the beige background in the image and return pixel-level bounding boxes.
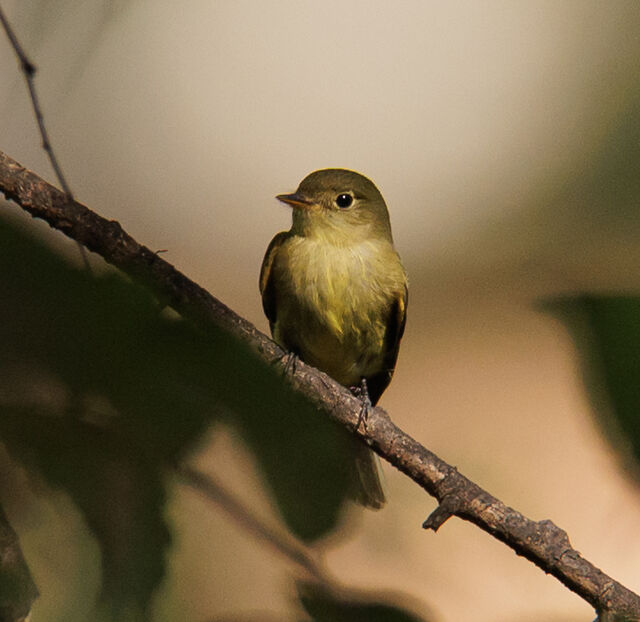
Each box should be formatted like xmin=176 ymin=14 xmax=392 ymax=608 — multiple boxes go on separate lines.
xmin=2 ymin=1 xmax=640 ymax=620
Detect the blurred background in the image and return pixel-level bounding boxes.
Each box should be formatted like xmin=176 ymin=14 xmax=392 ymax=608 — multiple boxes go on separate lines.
xmin=1 ymin=1 xmax=640 ymax=621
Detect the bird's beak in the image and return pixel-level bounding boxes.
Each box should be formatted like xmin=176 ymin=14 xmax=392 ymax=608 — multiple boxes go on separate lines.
xmin=276 ymin=193 xmax=314 ymax=209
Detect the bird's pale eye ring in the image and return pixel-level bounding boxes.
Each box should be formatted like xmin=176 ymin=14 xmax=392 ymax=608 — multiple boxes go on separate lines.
xmin=335 ymin=193 xmax=353 ymax=209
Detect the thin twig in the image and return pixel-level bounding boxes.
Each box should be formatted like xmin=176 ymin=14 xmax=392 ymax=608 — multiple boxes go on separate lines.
xmin=0 ymin=149 xmax=639 ymax=620
xmin=0 ymin=4 xmax=91 ymax=271
xmin=0 ymin=5 xmax=72 ymax=197
xmin=177 ymin=465 xmax=328 ymax=583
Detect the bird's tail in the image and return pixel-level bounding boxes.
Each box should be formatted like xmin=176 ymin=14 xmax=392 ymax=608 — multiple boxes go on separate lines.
xmin=352 ymin=443 xmax=386 ymax=509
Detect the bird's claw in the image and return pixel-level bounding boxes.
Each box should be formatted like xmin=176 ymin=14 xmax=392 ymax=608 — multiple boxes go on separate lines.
xmin=277 ymin=350 xmax=299 ymax=377
xmin=352 ymin=378 xmax=372 ymax=432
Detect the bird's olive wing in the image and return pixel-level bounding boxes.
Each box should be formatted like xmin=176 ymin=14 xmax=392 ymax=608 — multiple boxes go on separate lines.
xmin=367 ymin=284 xmax=408 ymax=405
xmin=259 ymin=231 xmax=289 ymax=332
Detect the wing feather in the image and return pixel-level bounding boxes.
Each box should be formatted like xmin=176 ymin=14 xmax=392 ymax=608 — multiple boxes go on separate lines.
xmin=259 ymin=231 xmax=289 ymax=331
xmin=366 ymin=283 xmax=408 ymax=405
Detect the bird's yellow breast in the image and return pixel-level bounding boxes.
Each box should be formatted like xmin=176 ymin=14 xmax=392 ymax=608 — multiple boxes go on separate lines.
xmin=272 ymin=235 xmax=405 ymax=386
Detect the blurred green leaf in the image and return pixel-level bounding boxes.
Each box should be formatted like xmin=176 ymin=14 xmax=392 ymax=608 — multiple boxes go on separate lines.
xmin=546 ymin=295 xmax=640 ymax=479
xmin=232 ymin=382 xmax=353 ymax=541
xmin=298 ymin=582 xmax=431 ymax=622
xmin=0 ymin=213 xmax=360 ymax=616
xmin=0 ymin=406 xmax=170 ymax=620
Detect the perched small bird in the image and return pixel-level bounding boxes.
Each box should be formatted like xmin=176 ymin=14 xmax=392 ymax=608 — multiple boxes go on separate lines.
xmin=260 ymin=169 xmax=407 ymax=508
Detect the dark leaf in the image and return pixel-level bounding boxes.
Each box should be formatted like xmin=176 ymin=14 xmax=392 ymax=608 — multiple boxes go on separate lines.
xmin=546 ymin=295 xmax=640 ymax=479
xmin=0 ymin=214 xmax=356 ymax=616
xmin=298 ymin=582 xmax=432 ymax=622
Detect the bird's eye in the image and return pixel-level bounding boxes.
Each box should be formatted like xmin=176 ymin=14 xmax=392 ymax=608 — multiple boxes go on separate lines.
xmin=336 ymin=193 xmax=353 ymax=208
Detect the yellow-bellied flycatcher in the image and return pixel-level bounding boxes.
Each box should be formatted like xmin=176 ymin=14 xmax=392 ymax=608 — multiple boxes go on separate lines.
xmin=260 ymin=169 xmax=407 ymax=508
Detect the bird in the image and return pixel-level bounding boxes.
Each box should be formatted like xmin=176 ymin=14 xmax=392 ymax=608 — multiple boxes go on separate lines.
xmin=260 ymin=168 xmax=407 ymax=508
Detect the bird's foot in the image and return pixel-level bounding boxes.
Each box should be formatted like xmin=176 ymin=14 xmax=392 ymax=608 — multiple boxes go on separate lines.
xmin=277 ymin=350 xmax=299 ymax=377
xmin=351 ymin=378 xmax=372 ymax=433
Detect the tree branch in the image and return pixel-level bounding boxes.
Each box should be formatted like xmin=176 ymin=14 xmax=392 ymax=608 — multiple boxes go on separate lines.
xmin=1 ymin=149 xmax=638 ymax=619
